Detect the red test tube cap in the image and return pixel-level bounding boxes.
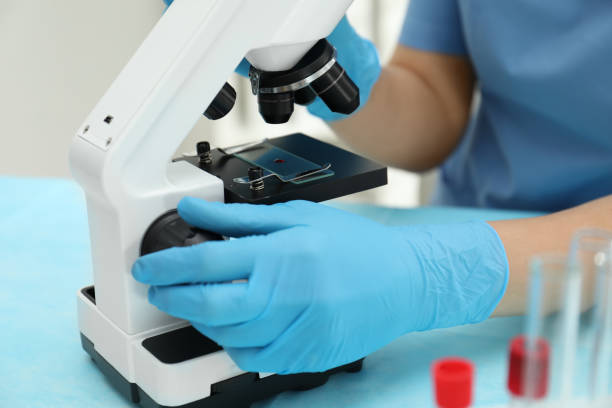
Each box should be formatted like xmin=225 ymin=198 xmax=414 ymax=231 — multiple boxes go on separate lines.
xmin=507 ymin=335 xmax=550 ymax=400
xmin=432 ymin=357 xmax=474 ymax=408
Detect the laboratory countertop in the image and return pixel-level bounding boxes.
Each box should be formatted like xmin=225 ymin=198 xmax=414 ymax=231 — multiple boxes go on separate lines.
xmin=1 ymin=177 xmax=545 ymax=408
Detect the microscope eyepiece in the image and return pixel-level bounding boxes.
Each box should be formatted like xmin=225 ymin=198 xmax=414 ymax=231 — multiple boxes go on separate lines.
xmin=249 ymin=40 xmax=360 ymax=124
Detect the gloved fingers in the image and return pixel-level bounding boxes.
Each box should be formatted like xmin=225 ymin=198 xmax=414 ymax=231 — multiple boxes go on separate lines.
xmin=191 ymin=304 xmax=304 ymax=348
xmin=132 ymin=236 xmax=269 ymax=286
xmin=328 ymin=16 xmax=355 ymax=44
xmin=235 ymin=59 xmax=250 ymax=77
xmin=177 ymin=197 xmax=302 ymax=237
xmin=222 ymin=308 xmax=317 ymax=374
xmin=329 ymin=15 xmax=378 ymax=64
xmin=148 ymin=282 xmax=268 ymax=326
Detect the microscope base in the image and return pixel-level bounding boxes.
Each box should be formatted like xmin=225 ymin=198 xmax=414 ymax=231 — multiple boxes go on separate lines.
xmin=78 ymin=286 xmax=363 ymax=408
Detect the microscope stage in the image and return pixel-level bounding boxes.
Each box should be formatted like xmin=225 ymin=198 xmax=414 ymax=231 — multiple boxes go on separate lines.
xmin=182 ymin=133 xmax=388 ymax=205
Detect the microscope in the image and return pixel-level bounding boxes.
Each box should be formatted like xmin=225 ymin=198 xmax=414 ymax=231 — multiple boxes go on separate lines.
xmin=70 ymin=1 xmax=387 ymax=407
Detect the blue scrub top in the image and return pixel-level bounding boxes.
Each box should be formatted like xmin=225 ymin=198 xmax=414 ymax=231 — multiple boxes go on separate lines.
xmin=400 ymin=0 xmax=612 ymax=212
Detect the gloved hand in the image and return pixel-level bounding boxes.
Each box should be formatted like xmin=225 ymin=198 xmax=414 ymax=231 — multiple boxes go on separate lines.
xmin=162 ymin=0 xmax=380 ymax=121
xmin=132 ymin=198 xmax=508 ymax=374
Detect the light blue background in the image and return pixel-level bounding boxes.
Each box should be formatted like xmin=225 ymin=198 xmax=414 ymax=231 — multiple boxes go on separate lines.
xmin=1 ymin=177 xmax=545 ymax=407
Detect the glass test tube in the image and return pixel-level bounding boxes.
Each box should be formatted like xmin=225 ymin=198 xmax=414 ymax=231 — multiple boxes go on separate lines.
xmin=512 ymin=231 xmax=612 ymax=407
xmin=568 ymin=229 xmax=612 ymax=402
xmin=521 ymin=254 xmax=570 ymax=404
xmin=590 ymin=257 xmax=612 ymax=405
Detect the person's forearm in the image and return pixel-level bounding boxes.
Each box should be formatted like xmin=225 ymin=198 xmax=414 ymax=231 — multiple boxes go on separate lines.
xmin=491 ymin=195 xmax=612 ymax=316
xmin=330 ymin=49 xmax=475 ymax=172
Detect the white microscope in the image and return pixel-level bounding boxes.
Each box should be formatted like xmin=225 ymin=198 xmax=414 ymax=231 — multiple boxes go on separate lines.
xmin=70 ymin=1 xmax=387 ymax=407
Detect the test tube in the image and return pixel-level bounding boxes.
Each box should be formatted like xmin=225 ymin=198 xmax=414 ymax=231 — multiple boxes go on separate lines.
xmin=518 ymin=254 xmax=569 ymax=404
xmin=568 ymin=229 xmax=612 ymax=401
xmin=507 ymin=335 xmax=550 ymax=405
xmin=590 ymin=254 xmax=612 ymax=403
xmin=511 ymin=232 xmax=612 ymax=407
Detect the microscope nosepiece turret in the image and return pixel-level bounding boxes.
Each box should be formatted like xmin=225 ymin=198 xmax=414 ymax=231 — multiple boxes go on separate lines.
xmin=249 ymin=40 xmax=360 ymax=124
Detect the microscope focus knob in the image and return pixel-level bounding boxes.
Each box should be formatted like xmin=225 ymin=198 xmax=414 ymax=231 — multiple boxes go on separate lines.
xmin=141 ymin=210 xmax=223 ymax=256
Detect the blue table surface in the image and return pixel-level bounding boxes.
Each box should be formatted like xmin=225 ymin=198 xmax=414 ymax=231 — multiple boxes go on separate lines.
xmin=0 ymin=177 xmax=546 ymax=408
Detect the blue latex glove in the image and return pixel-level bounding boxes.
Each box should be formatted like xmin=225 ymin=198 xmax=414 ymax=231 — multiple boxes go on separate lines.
xmin=132 ymin=198 xmax=508 ymax=374
xmin=163 ymin=0 xmax=380 ymax=121
xmin=133 ymin=198 xmax=508 ymax=374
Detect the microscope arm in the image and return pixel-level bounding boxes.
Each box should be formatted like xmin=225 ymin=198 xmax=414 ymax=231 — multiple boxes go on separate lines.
xmin=70 ymin=0 xmax=352 ymax=335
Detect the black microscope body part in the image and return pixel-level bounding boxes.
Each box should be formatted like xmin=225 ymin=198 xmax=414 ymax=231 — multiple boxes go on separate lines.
xmin=102 ymin=40 xmax=385 ymax=408
xmin=188 ymin=133 xmax=387 ymax=205
xmin=140 ymin=210 xmax=223 ymax=257
xmin=247 ymin=166 xmax=265 ymax=191
xmin=204 ymin=82 xmax=237 ymax=121
xmin=250 ymin=39 xmax=360 ymax=124
xmin=145 ymin=133 xmax=387 ymax=250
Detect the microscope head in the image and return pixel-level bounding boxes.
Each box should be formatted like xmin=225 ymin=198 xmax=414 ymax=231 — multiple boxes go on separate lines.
xmin=199 ymin=0 xmax=358 ymax=125
xmin=249 ymin=40 xmax=360 ymax=124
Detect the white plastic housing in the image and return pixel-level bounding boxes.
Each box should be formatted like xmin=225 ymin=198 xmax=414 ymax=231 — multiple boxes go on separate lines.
xmin=77 ymin=290 xmax=245 ymax=407
xmin=70 ymin=0 xmax=353 ymax=336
